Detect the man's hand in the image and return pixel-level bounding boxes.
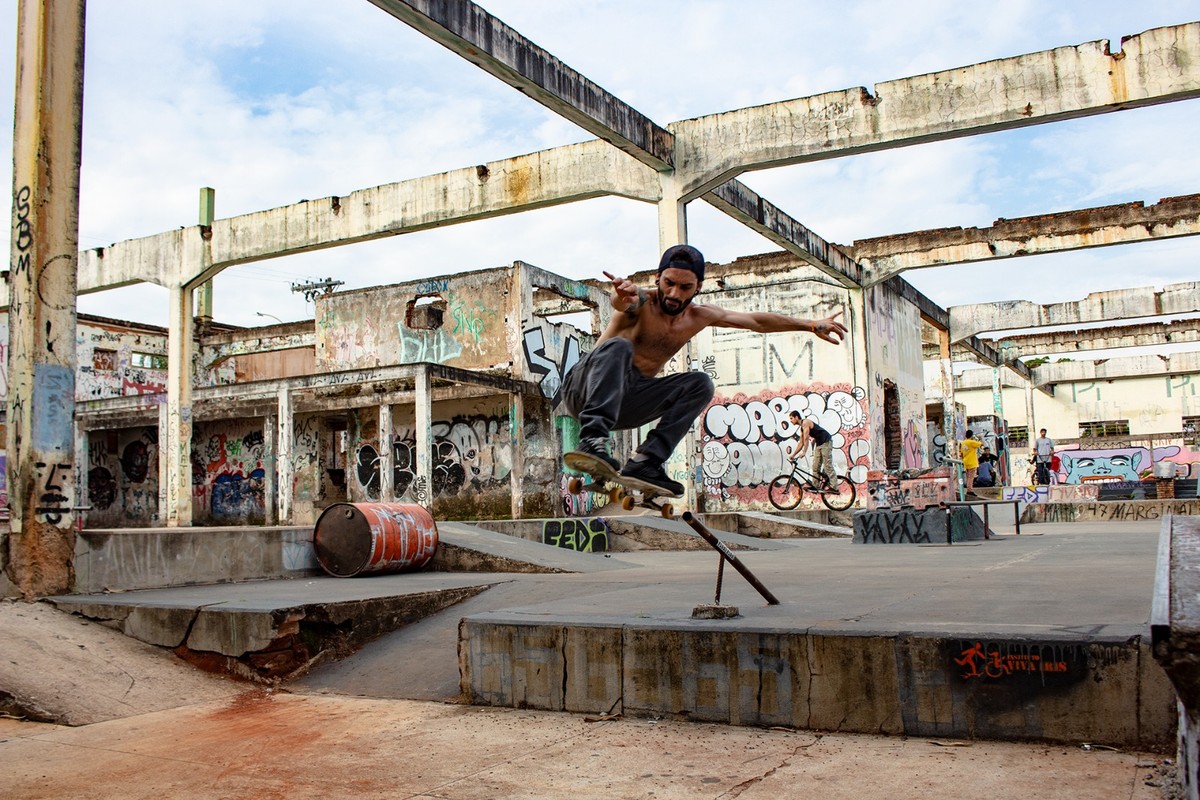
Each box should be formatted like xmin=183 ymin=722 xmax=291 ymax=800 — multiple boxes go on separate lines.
xmin=603 ymin=271 xmax=642 ymax=313
xmin=812 ymin=309 xmax=848 ymax=344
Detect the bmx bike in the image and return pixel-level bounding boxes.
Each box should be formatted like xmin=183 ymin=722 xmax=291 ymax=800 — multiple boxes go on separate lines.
xmin=768 ymin=461 xmax=858 ymax=512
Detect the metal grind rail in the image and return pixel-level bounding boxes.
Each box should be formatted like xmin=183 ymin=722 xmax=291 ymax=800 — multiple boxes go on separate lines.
xmin=681 ymin=511 xmax=780 ymax=606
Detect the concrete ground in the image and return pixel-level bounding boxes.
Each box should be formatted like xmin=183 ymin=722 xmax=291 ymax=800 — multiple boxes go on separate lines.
xmin=0 ymin=692 xmax=1173 ymax=799
xmin=0 ymin=519 xmax=1183 ymax=798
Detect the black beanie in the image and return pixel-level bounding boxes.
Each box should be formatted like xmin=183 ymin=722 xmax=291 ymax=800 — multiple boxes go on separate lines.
xmin=657 ymin=244 xmax=705 ymax=282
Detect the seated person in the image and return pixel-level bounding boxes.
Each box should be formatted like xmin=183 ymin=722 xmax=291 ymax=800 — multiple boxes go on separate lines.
xmin=974 ymin=446 xmax=998 ymax=487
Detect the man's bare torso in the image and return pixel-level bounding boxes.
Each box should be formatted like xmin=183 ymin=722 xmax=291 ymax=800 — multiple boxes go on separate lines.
xmin=597 ymin=293 xmax=715 ymax=377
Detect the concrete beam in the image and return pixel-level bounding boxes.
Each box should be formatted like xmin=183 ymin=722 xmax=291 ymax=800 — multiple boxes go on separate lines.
xmin=703 ymin=181 xmax=864 ymax=287
xmin=949 ymin=281 xmax=1200 ymax=341
xmin=672 ymin=23 xmax=1200 ymax=199
xmin=367 ymin=0 xmax=673 ymax=170
xmin=991 ymin=318 xmax=1200 ymax=359
xmin=71 ymin=140 xmax=659 ymax=293
xmin=955 ymin=369 xmax=1031 ymax=392
xmin=1014 ymin=350 xmax=1200 ymax=388
xmin=851 ymin=195 xmax=1200 ymax=283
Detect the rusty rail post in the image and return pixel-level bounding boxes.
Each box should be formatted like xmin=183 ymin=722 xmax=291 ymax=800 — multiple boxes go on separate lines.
xmin=681 ymin=512 xmax=779 ymax=605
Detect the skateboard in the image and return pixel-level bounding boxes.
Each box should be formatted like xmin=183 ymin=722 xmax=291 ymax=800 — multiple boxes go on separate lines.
xmin=564 ymin=451 xmax=680 ymax=518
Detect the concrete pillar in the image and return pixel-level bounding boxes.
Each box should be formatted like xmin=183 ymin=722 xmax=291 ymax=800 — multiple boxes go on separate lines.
xmin=74 ymin=420 xmax=87 ymax=529
xmin=992 ymin=366 xmax=1008 ymax=483
xmin=847 ymin=289 xmax=871 ymax=462
xmin=195 ymin=187 xmax=214 ymax=327
xmin=379 ymin=402 xmax=394 ymax=501
xmin=509 ymin=391 xmax=525 ymax=519
xmin=276 ymin=387 xmax=292 ymax=523
xmin=157 ymin=402 xmax=168 ymax=525
xmin=5 ymin=0 xmax=86 ymax=597
xmin=164 ymin=284 xmax=194 ymax=526
xmin=936 ymin=329 xmax=960 ymax=499
xmin=1025 ymin=380 xmax=1037 ymax=441
xmin=263 ymin=413 xmax=277 ymax=525
xmin=657 ymin=174 xmax=692 ymax=508
xmin=414 ymin=366 xmax=432 ymax=509
xmin=656 ymin=173 xmax=687 ymax=251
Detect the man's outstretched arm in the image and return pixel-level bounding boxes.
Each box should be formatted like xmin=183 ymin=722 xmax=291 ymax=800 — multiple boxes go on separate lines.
xmin=705 ymin=306 xmax=847 ymax=344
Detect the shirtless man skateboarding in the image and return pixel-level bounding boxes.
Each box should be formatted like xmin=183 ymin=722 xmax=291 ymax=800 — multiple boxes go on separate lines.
xmin=561 ymin=244 xmax=847 ymax=496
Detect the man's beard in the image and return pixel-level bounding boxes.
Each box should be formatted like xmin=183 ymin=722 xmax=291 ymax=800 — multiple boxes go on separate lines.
xmin=661 ymin=296 xmax=692 ymax=316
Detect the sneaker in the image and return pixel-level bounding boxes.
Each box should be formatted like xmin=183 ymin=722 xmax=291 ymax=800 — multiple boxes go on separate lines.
xmin=620 ymin=458 xmax=684 ymax=497
xmin=576 ymin=436 xmax=620 ymax=474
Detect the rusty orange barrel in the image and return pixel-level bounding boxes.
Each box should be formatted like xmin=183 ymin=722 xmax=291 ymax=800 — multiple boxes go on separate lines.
xmin=313 ymin=502 xmax=438 ymax=577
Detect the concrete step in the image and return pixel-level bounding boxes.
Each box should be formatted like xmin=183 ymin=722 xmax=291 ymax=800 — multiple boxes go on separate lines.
xmin=49 ymin=573 xmax=500 ymax=681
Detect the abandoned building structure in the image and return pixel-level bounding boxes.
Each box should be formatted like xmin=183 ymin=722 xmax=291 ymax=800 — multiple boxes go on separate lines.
xmin=1 ymin=6 xmax=1197 ymax=565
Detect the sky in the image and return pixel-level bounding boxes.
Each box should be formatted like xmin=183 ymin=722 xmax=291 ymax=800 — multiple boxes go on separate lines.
xmin=1 ymin=1 xmax=1197 ymax=334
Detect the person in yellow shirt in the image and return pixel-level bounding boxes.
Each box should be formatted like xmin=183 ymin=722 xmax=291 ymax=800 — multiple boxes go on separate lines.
xmin=960 ymin=430 xmax=984 ymax=493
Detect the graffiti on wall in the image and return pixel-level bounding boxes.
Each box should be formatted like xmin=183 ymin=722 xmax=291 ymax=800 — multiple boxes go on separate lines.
xmin=192 ymin=427 xmax=267 ymax=522
xmin=853 ymin=508 xmax=944 ymax=544
xmin=952 ymin=641 xmax=1081 ymax=682
xmin=352 ymin=414 xmax=518 ymax=502
xmin=700 ymin=383 xmax=870 ymax=507
xmin=1051 ymin=445 xmax=1200 ymax=484
xmin=542 ymin=518 xmax=609 ymax=552
xmin=522 ymin=327 xmax=580 ymax=404
xmin=866 ymin=470 xmax=952 ymax=510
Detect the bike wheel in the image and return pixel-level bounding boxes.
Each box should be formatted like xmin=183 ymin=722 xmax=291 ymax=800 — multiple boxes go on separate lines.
xmin=768 ymin=475 xmax=804 ymax=510
xmin=821 ymin=474 xmax=857 ymax=511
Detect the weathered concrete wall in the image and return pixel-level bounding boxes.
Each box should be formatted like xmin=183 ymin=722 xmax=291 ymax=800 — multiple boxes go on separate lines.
xmin=314 ymin=269 xmax=513 ymax=372
xmin=73 ymin=526 xmax=316 ymax=593
xmin=85 ymin=427 xmax=160 ymax=528
xmin=192 ymin=418 xmax=269 ymax=526
xmin=1 ymin=314 xmax=168 ymax=404
xmin=461 ymin=619 xmax=1175 ymax=749
xmin=343 ymin=393 xmax=559 ymax=521
xmin=686 ymin=261 xmax=868 ymax=512
xmin=865 ymin=282 xmax=927 ymax=471
xmin=949 ymin=282 xmax=1200 ymax=342
xmin=1152 ymin=515 xmax=1200 ymax=800
xmin=1021 ymin=499 xmax=1200 ymax=523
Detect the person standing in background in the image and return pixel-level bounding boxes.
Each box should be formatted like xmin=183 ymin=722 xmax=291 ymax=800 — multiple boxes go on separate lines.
xmin=1033 ymin=429 xmax=1055 ymax=485
xmin=960 ymin=430 xmax=983 ymax=494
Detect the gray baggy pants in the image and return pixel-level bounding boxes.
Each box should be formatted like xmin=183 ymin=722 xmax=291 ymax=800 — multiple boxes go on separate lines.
xmin=559 ymin=337 xmax=715 ymax=465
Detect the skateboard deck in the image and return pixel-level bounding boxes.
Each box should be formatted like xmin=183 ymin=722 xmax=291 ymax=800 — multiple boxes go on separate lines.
xmin=564 ymin=451 xmax=680 ymax=517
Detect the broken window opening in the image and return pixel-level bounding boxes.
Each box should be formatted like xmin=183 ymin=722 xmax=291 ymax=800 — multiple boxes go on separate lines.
xmin=531 ymin=285 xmax=599 ymax=336
xmin=405 ymin=294 xmax=446 ymax=330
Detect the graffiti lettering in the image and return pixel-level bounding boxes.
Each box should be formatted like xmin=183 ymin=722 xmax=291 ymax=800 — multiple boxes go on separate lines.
xmin=541 ymin=518 xmax=609 ymax=552
xmin=397 ymin=325 xmax=463 ymax=364
xmin=953 ymin=641 xmax=1080 ymax=682
xmin=853 ymin=508 xmax=942 ymax=544
xmin=13 ymin=185 xmax=32 ymax=277
xmin=522 ymin=327 xmax=580 ymax=404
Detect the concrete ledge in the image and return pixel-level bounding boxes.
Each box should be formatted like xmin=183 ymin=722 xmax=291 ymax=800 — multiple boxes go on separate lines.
xmin=853 ymin=506 xmax=987 ymax=544
xmin=1022 ymin=499 xmax=1200 ymax=524
xmin=1151 ymin=514 xmax=1200 ymax=799
xmin=73 ymin=526 xmax=318 ymax=593
xmin=432 ymin=521 xmax=638 ymax=573
xmin=460 ymin=616 xmax=1175 ymax=749
xmin=50 ymin=573 xmax=496 ymax=679
xmin=477 ymin=515 xmax=784 ymax=552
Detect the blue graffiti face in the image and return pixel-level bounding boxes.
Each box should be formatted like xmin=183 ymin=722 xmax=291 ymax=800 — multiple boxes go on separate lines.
xmin=1061 ymin=452 xmax=1142 ymax=483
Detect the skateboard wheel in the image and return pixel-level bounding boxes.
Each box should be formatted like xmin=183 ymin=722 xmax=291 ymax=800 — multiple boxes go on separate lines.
xmin=609 ymin=487 xmax=623 ymax=503
xmin=567 ymin=477 xmax=583 ymax=494
xmin=659 ymin=503 xmax=674 ymax=518
xmin=621 ymin=495 xmax=636 ymax=511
